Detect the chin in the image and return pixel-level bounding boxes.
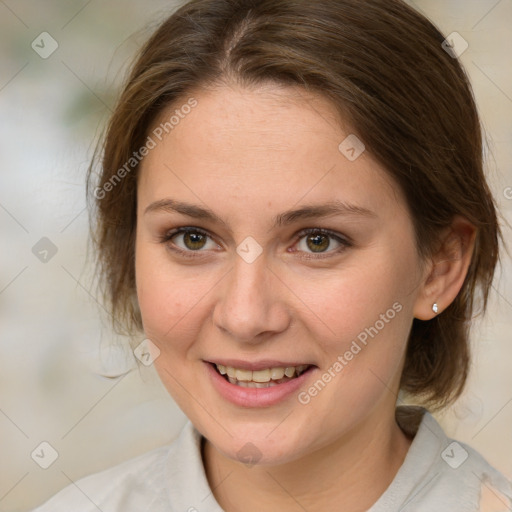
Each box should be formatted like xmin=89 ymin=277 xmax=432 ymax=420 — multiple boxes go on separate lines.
xmin=200 ymin=415 xmax=315 ymax=467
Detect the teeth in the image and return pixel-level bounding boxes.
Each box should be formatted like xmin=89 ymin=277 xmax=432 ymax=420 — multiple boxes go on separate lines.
xmin=252 ymin=369 xmax=270 ymax=382
xmin=284 ymin=367 xmax=296 ymax=378
xmin=235 ymin=369 xmax=253 ymax=382
xmin=227 ymin=377 xmax=294 ymax=388
xmin=236 ymin=380 xmax=280 ymax=388
xmin=270 ymin=367 xmax=285 ymax=379
xmin=216 ymin=363 xmax=309 ymax=385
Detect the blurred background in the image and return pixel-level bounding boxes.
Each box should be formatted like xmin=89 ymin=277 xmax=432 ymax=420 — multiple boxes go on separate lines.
xmin=0 ymin=1 xmax=511 ymax=510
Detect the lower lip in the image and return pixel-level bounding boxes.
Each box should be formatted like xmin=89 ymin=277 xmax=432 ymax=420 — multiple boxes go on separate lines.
xmin=205 ymin=362 xmax=315 ymax=408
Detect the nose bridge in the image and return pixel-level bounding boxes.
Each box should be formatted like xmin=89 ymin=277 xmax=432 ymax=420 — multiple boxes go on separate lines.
xmin=213 ymin=249 xmax=288 ymax=341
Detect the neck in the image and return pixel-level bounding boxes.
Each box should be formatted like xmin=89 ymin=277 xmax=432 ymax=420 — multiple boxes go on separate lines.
xmin=202 ymin=405 xmax=413 ymax=512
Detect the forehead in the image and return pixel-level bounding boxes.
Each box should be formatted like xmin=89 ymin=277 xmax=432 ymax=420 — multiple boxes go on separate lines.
xmin=137 ymin=83 xmax=404 ymax=224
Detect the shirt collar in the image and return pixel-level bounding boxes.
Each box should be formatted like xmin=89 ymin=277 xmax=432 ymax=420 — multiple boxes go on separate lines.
xmin=164 ymin=406 xmax=446 ymax=512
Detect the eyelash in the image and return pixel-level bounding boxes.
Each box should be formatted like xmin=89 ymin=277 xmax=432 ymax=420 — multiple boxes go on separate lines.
xmin=159 ymin=226 xmax=353 ymax=260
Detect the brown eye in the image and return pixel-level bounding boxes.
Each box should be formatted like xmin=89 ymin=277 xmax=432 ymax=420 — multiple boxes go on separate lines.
xmin=181 ymin=231 xmax=208 ymax=250
xmin=294 ymin=228 xmax=352 ymax=258
xmin=162 ymin=227 xmax=218 ymax=256
xmin=305 ymin=233 xmax=331 ymax=253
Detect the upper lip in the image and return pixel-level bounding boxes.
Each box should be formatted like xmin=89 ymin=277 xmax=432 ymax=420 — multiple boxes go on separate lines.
xmin=205 ymin=359 xmax=315 ymax=371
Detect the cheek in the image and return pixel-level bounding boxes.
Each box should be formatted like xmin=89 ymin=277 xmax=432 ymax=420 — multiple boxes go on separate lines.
xmin=135 ymin=239 xmax=204 ymax=348
xmin=135 ymin=243 xmax=207 ymax=405
xmin=292 ymin=243 xmax=417 ymax=408
xmin=289 ymin=246 xmax=416 ymax=347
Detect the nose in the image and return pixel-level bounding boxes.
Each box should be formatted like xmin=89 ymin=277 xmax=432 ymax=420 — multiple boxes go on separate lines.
xmin=212 ymin=250 xmax=291 ymax=344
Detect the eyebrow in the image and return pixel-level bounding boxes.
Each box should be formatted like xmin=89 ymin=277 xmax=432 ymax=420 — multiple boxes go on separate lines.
xmin=144 ymin=198 xmax=376 ymax=228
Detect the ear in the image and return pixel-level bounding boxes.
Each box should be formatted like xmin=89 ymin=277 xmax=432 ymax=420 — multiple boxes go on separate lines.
xmin=413 ymin=215 xmax=477 ymax=320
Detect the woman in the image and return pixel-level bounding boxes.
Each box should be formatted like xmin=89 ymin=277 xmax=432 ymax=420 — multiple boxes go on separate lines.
xmin=33 ymin=0 xmax=512 ymax=510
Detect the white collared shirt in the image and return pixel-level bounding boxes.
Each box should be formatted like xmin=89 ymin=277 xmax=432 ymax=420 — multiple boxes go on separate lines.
xmin=32 ymin=406 xmax=512 ymax=512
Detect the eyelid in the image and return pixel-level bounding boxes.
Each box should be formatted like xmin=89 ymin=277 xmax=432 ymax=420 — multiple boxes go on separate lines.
xmin=291 ymin=227 xmax=352 ymax=260
xmin=295 ymin=227 xmax=353 ymax=246
xmin=160 ymin=226 xmax=352 ymax=259
xmin=160 ymin=226 xmax=222 ymax=257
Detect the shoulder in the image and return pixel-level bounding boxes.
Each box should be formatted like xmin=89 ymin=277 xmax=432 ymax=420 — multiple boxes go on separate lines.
xmin=390 ymin=406 xmax=512 ymax=511
xmin=31 ymin=445 xmax=171 ymax=512
xmin=30 ymin=423 xmax=195 ymax=512
xmin=452 ymin=438 xmax=512 ymax=511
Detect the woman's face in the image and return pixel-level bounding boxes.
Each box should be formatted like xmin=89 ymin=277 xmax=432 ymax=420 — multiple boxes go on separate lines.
xmin=135 ymin=83 xmax=426 ymax=465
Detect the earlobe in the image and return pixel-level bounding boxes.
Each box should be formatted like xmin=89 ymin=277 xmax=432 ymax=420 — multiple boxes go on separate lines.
xmin=413 ymin=216 xmax=477 ymax=321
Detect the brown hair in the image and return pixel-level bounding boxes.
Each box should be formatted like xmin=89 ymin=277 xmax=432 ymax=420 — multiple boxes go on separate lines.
xmin=87 ymin=0 xmax=502 ymax=409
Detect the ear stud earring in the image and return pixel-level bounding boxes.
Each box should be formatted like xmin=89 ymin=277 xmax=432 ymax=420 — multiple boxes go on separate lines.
xmin=432 ymin=302 xmax=439 ymax=314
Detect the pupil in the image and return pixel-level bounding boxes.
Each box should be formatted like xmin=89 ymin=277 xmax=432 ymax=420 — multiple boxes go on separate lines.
xmin=185 ymin=232 xmax=206 ymax=250
xmin=307 ymin=234 xmax=329 ymax=253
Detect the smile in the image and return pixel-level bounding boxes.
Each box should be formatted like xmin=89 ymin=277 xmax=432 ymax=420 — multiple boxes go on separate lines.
xmin=214 ymin=364 xmax=310 ymax=388
xmin=206 ymin=360 xmax=316 ymax=407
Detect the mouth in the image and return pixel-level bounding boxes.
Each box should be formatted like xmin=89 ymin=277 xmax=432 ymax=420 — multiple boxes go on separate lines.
xmin=210 ymin=362 xmax=312 ymax=388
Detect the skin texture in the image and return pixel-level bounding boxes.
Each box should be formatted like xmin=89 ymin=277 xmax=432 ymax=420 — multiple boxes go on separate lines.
xmin=135 ymin=82 xmax=476 ymax=511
